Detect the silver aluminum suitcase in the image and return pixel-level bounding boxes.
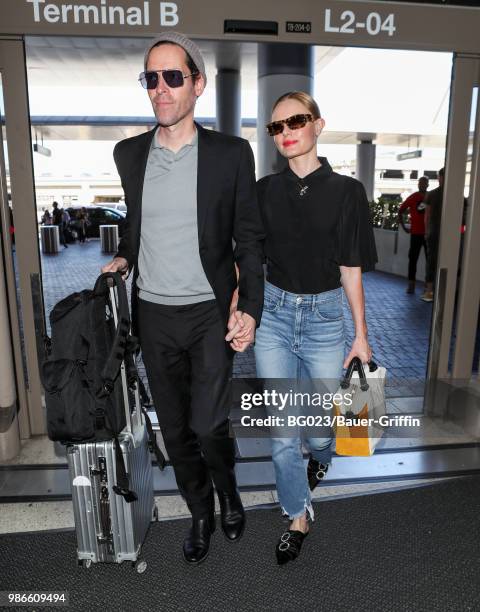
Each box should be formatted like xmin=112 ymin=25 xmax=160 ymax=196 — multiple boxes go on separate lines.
xmin=67 ymin=285 xmax=157 ymax=573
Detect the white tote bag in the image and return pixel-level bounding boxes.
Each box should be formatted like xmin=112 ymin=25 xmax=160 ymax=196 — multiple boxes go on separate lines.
xmin=334 ymin=357 xmax=387 ymax=456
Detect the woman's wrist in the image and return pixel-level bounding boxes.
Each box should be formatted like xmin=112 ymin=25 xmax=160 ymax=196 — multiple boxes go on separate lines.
xmin=354 ymin=327 xmax=368 ymax=341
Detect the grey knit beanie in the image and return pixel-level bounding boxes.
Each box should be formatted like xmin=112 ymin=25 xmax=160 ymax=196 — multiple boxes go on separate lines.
xmin=143 ymin=32 xmax=207 ymax=86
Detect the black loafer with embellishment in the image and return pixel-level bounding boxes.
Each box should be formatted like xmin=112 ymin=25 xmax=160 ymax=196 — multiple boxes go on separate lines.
xmin=307 ymin=455 xmax=329 ymax=491
xmin=275 ymin=529 xmax=309 ymax=565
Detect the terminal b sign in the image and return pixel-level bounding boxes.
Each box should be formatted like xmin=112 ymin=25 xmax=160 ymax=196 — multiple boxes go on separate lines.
xmin=0 ymin=0 xmax=479 ymax=54
xmin=26 ymin=0 xmax=179 ymax=26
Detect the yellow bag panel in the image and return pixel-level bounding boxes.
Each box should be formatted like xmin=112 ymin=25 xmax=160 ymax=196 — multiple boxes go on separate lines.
xmin=334 ymin=402 xmax=374 ymax=456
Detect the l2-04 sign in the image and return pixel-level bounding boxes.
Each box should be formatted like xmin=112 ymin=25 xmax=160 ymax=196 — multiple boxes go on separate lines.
xmin=324 ymin=8 xmax=396 ymax=37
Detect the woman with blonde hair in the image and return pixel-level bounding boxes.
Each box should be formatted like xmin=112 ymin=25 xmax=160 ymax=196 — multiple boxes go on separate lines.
xmin=254 ymin=91 xmax=377 ymax=565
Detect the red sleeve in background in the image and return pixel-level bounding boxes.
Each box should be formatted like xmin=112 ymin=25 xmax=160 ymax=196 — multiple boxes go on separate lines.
xmin=399 ymin=192 xmax=426 ymax=235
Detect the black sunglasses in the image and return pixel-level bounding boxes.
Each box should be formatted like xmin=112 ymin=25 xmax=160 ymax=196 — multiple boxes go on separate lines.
xmin=139 ymin=69 xmax=198 ymax=89
xmin=266 ymin=113 xmax=314 ymax=136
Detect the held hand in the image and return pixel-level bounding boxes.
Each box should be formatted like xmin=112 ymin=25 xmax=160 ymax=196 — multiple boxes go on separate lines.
xmin=101 ymin=256 xmax=129 ymax=280
xmin=343 ymin=336 xmax=372 ymax=369
xmin=227 ymin=309 xmax=244 ymax=333
xmin=225 ymin=311 xmax=256 ymax=352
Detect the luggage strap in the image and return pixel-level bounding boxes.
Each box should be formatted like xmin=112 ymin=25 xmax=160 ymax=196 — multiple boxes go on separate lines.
xmin=138 ymin=378 xmax=166 ymax=470
xmin=124 ymin=336 xmax=140 ymax=387
xmin=112 ymin=435 xmax=138 ymax=503
xmin=93 ymin=272 xmax=131 ymax=397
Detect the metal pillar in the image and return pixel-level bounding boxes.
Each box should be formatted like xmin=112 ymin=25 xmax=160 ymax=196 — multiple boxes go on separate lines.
xmin=257 ymin=43 xmax=314 ymax=178
xmin=215 ymin=68 xmax=241 ymax=137
xmin=356 ymin=136 xmax=376 ymax=201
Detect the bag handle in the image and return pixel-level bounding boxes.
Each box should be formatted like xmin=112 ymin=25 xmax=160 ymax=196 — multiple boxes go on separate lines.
xmin=340 ymin=356 xmax=369 ymax=391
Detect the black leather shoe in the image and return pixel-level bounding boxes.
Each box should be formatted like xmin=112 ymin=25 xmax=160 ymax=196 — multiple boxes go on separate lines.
xmin=182 ymin=515 xmax=216 ymax=565
xmin=217 ymin=490 xmax=246 ymax=542
xmin=307 ymin=455 xmax=329 ymax=491
xmin=275 ymin=529 xmax=309 ymax=565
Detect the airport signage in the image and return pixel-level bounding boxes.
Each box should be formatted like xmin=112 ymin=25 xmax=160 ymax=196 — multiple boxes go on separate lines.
xmin=324 ymin=8 xmax=396 ymax=37
xmin=26 ymin=0 xmax=179 ymax=27
xmin=397 ymin=150 xmax=423 ymax=161
xmin=0 ymin=0 xmax=479 ymax=54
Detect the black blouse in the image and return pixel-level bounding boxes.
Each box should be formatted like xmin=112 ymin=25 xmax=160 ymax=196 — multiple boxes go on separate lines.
xmin=257 ymin=157 xmax=378 ymax=295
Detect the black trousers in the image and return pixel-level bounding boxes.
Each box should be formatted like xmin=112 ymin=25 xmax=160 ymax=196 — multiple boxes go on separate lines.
xmin=408 ymin=234 xmax=427 ymax=281
xmin=138 ymin=297 xmax=236 ymax=519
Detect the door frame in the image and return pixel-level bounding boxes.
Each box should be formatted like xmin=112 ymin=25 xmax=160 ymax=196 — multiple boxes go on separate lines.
xmin=0 ymin=37 xmax=45 ymax=436
xmin=0 ymin=16 xmax=479 ymax=437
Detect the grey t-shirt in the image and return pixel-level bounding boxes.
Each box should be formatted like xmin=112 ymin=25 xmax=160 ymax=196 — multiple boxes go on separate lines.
xmin=137 ymin=129 xmax=215 ymax=305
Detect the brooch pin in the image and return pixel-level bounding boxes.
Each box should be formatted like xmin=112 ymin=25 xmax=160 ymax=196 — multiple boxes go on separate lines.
xmin=298 ymin=182 xmax=309 ymax=197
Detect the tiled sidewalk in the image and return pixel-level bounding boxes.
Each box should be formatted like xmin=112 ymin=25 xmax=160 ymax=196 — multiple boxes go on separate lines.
xmin=39 ymin=239 xmax=437 ymax=393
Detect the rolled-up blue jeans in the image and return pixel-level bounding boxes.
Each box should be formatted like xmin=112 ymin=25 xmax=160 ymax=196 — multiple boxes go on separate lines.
xmin=254 ymin=280 xmax=345 ymax=520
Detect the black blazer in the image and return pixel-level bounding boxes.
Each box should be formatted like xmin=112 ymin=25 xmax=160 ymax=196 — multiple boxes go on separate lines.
xmin=113 ymin=122 xmax=265 ymax=336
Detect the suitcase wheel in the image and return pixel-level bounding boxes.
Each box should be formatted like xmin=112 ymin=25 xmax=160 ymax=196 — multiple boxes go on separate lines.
xmin=133 ymin=559 xmax=147 ymax=574
xmin=78 ymin=559 xmax=92 ymax=569
xmin=153 ymin=505 xmax=159 ymax=522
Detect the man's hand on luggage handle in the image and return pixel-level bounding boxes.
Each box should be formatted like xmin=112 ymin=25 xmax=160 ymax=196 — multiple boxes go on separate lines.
xmin=101 ymin=256 xmax=129 ymax=280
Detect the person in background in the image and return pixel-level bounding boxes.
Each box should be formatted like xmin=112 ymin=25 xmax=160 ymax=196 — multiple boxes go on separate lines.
xmin=76 ymin=207 xmax=89 ymax=244
xmin=254 ymin=91 xmax=377 ymax=565
xmin=51 ymin=201 xmax=66 ymax=248
xmin=422 ymin=168 xmax=444 ymax=302
xmin=398 ymin=176 xmax=429 ymax=294
xmin=41 ymin=209 xmax=52 ymax=225
xmin=422 ymin=167 xmax=468 ymax=302
xmin=61 ymin=207 xmax=70 ymax=248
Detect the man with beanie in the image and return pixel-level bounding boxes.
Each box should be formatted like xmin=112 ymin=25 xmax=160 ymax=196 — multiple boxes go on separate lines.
xmin=102 ymin=32 xmax=265 ymax=564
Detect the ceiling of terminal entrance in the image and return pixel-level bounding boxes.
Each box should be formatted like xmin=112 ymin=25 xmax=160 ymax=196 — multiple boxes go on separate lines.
xmin=24 ymin=36 xmax=452 ymax=148
xmin=25 ymin=36 xmax=339 ymax=92
xmin=24 ymin=35 xmax=340 ymax=137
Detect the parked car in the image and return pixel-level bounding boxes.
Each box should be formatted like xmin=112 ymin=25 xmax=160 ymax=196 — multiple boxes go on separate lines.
xmin=97 ymin=202 xmax=127 ymax=213
xmin=66 ymin=206 xmax=126 ymax=239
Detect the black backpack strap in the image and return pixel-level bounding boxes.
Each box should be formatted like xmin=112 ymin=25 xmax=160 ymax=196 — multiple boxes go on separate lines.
xmin=141 ymin=405 xmax=166 ymax=470
xmin=124 ymin=336 xmax=140 ymax=388
xmin=137 ymin=378 xmax=166 ymax=470
xmin=93 ymin=272 xmax=131 ymax=396
xmin=111 ymin=435 xmax=138 ymax=503
xmin=137 ymin=377 xmax=152 ymax=407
